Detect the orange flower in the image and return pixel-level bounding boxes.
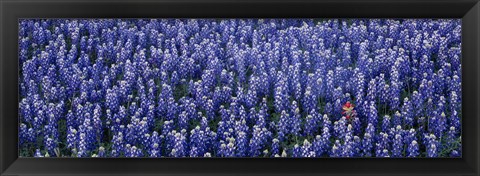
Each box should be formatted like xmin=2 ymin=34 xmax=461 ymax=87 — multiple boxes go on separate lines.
xmin=342 ymin=101 xmax=354 ymax=112
xmin=342 ymin=101 xmax=355 ymax=120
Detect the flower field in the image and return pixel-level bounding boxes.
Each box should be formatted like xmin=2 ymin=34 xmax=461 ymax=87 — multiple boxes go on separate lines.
xmin=18 ymin=19 xmax=462 ymax=157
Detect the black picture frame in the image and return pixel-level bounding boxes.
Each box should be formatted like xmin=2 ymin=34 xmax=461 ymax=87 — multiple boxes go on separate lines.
xmin=1 ymin=0 xmax=479 ymax=175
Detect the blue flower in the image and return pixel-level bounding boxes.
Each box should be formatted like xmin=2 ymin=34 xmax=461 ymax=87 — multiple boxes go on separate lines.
xmin=18 ymin=19 xmax=462 ymax=158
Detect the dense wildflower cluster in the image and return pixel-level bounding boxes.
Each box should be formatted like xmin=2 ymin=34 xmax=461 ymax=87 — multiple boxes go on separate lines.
xmin=19 ymin=19 xmax=462 ymax=157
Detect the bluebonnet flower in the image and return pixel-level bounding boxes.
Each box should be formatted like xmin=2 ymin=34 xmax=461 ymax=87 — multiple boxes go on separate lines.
xmin=375 ymin=132 xmax=390 ymax=157
xmin=292 ymin=144 xmax=302 ymax=157
xmin=341 ymin=124 xmax=355 ymax=157
xmin=277 ymin=110 xmax=289 ymax=141
xmin=325 ymin=70 xmax=335 ymax=102
xmin=271 ymin=138 xmax=280 ymax=157
xmin=424 ymin=133 xmax=439 ymax=157
xmin=290 ymin=101 xmax=302 ymax=136
xmin=35 ymin=149 xmax=44 ymax=157
xmin=403 ymin=128 xmax=417 ymax=149
xmin=391 ymin=133 xmax=403 ymax=157
xmin=66 ymin=126 xmax=78 ymax=150
xmin=362 ymin=123 xmax=375 ymax=157
xmin=302 ymin=86 xmax=317 ymax=113
xmin=44 ymin=137 xmax=56 ymax=156
xmin=224 ymin=137 xmax=236 ymax=157
xmin=366 ymin=79 xmax=377 ymax=102
xmin=434 ymin=112 xmax=447 ymax=139
xmin=274 ymin=79 xmax=288 ymax=113
xmin=449 ymin=91 xmax=461 ymax=131
xmin=401 ymin=98 xmax=414 ymax=127
xmin=171 ymin=129 xmax=188 ymax=157
xmin=189 ymin=126 xmax=205 ymax=157
xmin=392 ymin=111 xmax=402 ymax=128
xmin=125 ymin=144 xmax=143 ymax=157
xmin=320 ymin=122 xmax=332 ymax=150
xmin=381 ymin=115 xmax=391 ymax=133
xmin=98 ymin=146 xmax=106 ymax=157
xmin=407 ymin=140 xmax=419 ymax=157
xmin=111 ymin=131 xmax=125 ymax=157
xmin=301 ymin=139 xmax=315 ymax=157
xmin=411 ymin=91 xmax=423 ymax=118
xmin=324 ymin=102 xmax=333 ymax=117
xmin=446 ymin=126 xmax=458 ymax=147
xmin=76 ymin=131 xmax=88 ymax=157
xmin=304 ymin=113 xmax=319 ymax=136
xmin=367 ymin=101 xmax=378 ymax=126
xmin=330 ymin=140 xmax=342 ymax=157
xmin=236 ymin=131 xmax=248 ymax=157
xmin=333 ymin=117 xmax=347 ymax=139
xmin=248 ymin=126 xmax=267 ymax=157
xmin=19 ymin=123 xmax=29 ymax=146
